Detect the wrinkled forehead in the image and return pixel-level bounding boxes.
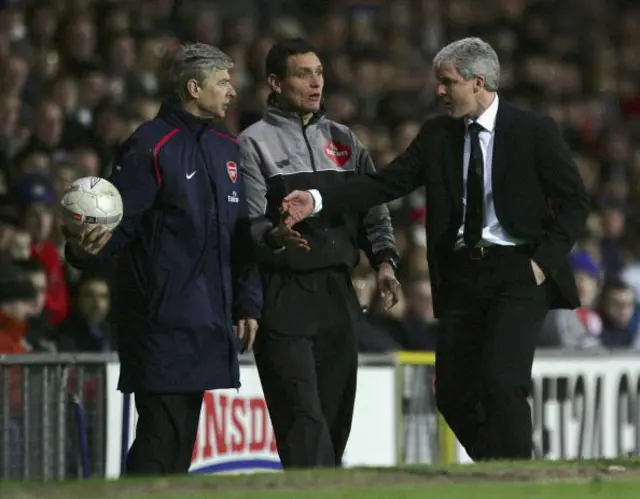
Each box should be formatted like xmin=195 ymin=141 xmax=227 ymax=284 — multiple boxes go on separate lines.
xmin=434 ymin=60 xmax=460 ymax=80
xmin=285 ymin=52 xmax=322 ymax=74
xmin=204 ymin=68 xmax=231 ymax=84
xmin=608 ymin=289 xmax=635 ymax=304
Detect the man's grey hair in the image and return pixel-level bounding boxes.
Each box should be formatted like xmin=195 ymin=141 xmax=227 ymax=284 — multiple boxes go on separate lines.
xmin=432 ymin=37 xmax=500 ymax=92
xmin=168 ymin=43 xmax=234 ymax=103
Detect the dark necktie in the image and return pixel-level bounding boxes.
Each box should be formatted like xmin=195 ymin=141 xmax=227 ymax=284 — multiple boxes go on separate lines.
xmin=463 ymin=122 xmax=484 ymax=249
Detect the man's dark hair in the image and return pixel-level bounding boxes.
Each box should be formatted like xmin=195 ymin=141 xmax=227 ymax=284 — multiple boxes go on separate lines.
xmin=77 ymin=270 xmax=109 ymax=288
xmin=72 ymin=271 xmax=111 ymax=303
xmin=602 ymin=279 xmax=633 ymax=296
xmin=265 ymin=38 xmax=318 ymax=78
xmin=13 ymin=258 xmax=45 ymax=275
xmin=0 ymin=196 xmax=19 ymax=227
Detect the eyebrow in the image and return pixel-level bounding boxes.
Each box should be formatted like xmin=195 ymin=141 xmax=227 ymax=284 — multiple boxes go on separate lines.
xmin=295 ymin=65 xmax=323 ymax=72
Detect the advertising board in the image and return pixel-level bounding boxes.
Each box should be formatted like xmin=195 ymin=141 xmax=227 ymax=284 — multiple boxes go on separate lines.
xmin=105 ymin=363 xmax=397 ymax=477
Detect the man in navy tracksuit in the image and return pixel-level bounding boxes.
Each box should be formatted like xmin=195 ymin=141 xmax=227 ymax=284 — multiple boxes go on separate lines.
xmin=64 ymin=43 xmax=262 ymax=475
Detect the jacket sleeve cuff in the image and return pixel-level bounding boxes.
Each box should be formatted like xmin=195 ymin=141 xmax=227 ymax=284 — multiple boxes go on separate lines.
xmin=64 ymin=244 xmax=89 ymax=270
xmin=263 ymin=229 xmax=286 ymax=253
xmin=232 ymin=307 xmax=262 ymax=322
xmin=373 ymin=248 xmax=400 ymax=270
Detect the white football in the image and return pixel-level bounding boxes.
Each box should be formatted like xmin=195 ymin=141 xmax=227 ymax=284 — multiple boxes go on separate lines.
xmin=60 ymin=176 xmax=123 ymax=232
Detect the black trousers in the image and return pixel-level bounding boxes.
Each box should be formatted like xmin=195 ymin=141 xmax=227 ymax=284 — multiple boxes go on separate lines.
xmin=125 ymin=391 xmax=203 ymax=476
xmin=435 ymin=246 xmax=549 ymax=461
xmin=254 ymin=268 xmax=359 ymax=469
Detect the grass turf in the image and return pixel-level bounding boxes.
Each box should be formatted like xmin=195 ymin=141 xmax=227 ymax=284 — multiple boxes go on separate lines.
xmin=142 ymin=482 xmax=640 ymax=499
xmin=2 ymin=459 xmax=640 ymax=499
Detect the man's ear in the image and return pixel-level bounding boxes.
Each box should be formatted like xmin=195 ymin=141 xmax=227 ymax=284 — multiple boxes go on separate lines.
xmin=186 ymin=78 xmax=200 ymax=99
xmin=474 ymin=75 xmax=486 ymax=93
xmin=267 ymin=74 xmax=282 ymax=94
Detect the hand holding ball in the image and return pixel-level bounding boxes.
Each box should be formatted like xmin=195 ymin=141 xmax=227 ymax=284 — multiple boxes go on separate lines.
xmin=61 ymin=176 xmax=123 ymax=231
xmin=60 ymin=176 xmax=123 ymax=256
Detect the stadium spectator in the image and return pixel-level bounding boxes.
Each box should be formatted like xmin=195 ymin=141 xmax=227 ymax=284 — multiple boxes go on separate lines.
xmin=0 ymin=264 xmax=37 ymax=354
xmin=598 ymin=280 xmax=640 ymax=348
xmin=538 ymin=250 xmax=603 ymax=349
xmin=0 ymin=196 xmax=19 ymax=262
xmin=6 ymin=225 xmax=31 ymax=260
xmin=14 ymin=173 xmax=70 ymax=326
xmin=0 ymin=263 xmax=37 ymax=479
xmin=599 ymin=200 xmax=627 ymax=280
xmin=57 ymin=272 xmax=112 ymax=353
xmin=400 ymin=274 xmax=438 ymax=351
xmin=571 ymin=251 xmax=604 ymax=335
xmin=50 ymin=161 xmax=78 ymax=201
xmin=13 ymin=257 xmax=56 ymax=352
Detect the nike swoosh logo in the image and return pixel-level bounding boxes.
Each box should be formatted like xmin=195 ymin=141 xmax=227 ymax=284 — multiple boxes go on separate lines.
xmin=186 ymin=171 xmax=197 ymax=179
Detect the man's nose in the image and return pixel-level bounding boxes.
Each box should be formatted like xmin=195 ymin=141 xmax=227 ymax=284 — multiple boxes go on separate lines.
xmin=436 ymin=84 xmax=447 ymax=97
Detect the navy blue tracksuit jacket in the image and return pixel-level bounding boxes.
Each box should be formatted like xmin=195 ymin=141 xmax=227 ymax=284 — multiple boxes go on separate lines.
xmin=72 ymin=104 xmax=263 ymax=393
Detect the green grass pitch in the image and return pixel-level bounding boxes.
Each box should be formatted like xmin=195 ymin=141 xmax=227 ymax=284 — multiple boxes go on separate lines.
xmin=2 ymin=459 xmax=640 ymax=498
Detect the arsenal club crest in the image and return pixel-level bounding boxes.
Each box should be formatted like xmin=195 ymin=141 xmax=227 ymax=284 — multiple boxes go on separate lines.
xmin=323 ymin=141 xmax=351 ymax=167
xmin=226 ymin=161 xmax=238 ymax=182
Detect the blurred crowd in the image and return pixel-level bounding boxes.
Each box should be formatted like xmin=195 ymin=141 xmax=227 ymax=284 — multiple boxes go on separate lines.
xmin=1 ymin=0 xmax=640 ymax=356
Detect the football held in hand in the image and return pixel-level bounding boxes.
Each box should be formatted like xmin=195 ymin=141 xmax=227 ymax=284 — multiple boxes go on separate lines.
xmin=60 ymin=176 xmax=123 ymax=234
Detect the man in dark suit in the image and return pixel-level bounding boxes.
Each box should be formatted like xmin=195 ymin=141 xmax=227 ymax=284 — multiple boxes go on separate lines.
xmin=281 ymin=37 xmax=590 ymax=461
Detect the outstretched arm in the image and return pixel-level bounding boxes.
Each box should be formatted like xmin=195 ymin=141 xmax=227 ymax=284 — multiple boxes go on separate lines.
xmin=282 ymin=122 xmax=431 ymax=224
xmin=353 ymin=136 xmax=402 ymax=309
xmin=352 ymin=135 xmax=400 ymax=268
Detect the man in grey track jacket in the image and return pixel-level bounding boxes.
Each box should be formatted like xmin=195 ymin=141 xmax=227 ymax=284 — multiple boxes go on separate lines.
xmin=238 ymin=38 xmax=401 ymax=469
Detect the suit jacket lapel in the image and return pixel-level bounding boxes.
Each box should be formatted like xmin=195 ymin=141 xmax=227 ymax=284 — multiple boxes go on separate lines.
xmin=445 ymin=118 xmax=465 ymax=214
xmin=491 ymin=100 xmax=512 ymax=196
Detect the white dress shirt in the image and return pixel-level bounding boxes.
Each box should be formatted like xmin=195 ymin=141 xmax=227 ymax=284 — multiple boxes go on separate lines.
xmin=455 ymin=94 xmax=524 ymax=248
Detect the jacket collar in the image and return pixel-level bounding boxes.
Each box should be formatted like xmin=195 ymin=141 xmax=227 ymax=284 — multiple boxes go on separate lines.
xmin=264 ymin=93 xmax=326 ymax=127
xmin=157 ymin=102 xmax=234 ymax=138
xmin=464 ymin=93 xmax=499 ymax=132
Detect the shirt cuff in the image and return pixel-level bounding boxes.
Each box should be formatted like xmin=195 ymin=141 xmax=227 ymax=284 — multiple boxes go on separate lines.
xmin=308 ymin=189 xmax=323 ymax=215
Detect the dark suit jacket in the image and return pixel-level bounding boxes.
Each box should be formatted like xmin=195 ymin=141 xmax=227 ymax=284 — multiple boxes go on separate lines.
xmin=317 ymin=100 xmax=590 ymax=318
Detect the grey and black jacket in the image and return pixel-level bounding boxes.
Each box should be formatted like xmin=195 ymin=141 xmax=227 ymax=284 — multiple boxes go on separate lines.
xmin=238 ymin=99 xmax=399 ymax=273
